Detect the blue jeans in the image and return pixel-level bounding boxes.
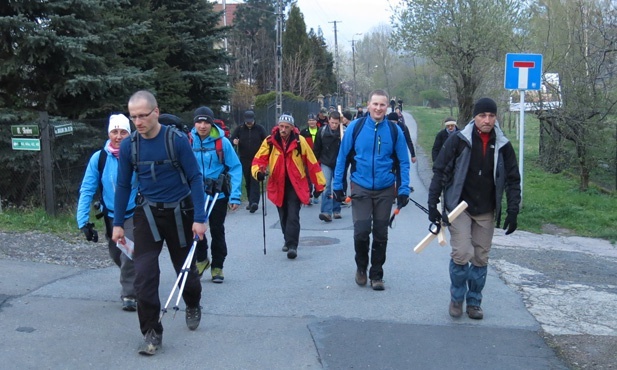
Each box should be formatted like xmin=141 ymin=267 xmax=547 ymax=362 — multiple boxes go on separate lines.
xmin=320 ymin=164 xmax=341 ymax=214
xmin=449 ymin=259 xmax=487 ymax=306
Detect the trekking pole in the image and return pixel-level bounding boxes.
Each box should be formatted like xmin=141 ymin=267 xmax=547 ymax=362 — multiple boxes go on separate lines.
xmin=171 ymin=191 xmax=220 ymax=314
xmin=159 ymin=235 xmax=199 ymax=323
xmin=388 ymin=206 xmax=402 ymax=228
xmin=261 ymin=178 xmax=267 ymax=255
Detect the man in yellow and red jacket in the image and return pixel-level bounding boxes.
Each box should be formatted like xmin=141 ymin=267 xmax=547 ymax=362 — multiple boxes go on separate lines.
xmin=252 ymin=113 xmax=326 ymax=259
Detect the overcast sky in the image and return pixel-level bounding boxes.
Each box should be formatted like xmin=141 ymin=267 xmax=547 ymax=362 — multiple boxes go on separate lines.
xmin=295 ymin=0 xmax=398 ymax=50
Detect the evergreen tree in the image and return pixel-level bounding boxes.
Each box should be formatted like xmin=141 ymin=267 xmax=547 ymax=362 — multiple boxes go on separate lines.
xmin=0 ymin=0 xmax=149 ymax=118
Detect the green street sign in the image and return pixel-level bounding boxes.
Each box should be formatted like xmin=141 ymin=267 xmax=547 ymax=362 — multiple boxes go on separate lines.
xmin=53 ymin=123 xmax=73 ymax=137
xmin=11 ymin=125 xmax=40 ymax=137
xmin=12 ymin=138 xmax=41 ymax=151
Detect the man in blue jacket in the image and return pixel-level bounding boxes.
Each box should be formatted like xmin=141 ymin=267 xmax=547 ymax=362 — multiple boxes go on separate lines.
xmin=112 ymin=90 xmax=207 ymax=356
xmin=333 ymin=89 xmax=411 ymax=291
xmin=191 ymin=106 xmax=243 ymax=283
xmin=77 ymin=114 xmax=138 ymax=311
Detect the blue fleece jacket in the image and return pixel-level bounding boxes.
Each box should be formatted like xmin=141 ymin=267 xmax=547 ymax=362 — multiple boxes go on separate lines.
xmin=333 ymin=115 xmax=411 ymax=195
xmin=190 ymin=124 xmax=243 ymax=204
xmin=76 ymin=140 xmax=138 ymax=228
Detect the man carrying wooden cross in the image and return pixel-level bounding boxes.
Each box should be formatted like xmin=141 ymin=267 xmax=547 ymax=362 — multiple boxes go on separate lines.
xmin=428 ymin=97 xmax=521 ymax=320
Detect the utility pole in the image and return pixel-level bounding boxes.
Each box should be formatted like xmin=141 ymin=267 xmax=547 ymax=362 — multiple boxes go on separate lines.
xmin=329 ymin=20 xmax=341 ymax=106
xmin=351 ymin=33 xmax=362 ymax=107
xmin=275 ymin=0 xmax=283 ymax=118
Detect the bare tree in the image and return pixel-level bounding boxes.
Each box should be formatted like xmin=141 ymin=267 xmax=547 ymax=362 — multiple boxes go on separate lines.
xmin=530 ymin=0 xmax=617 ymax=190
xmin=284 ymin=53 xmax=318 ymax=99
xmin=392 ymin=0 xmax=524 ymax=124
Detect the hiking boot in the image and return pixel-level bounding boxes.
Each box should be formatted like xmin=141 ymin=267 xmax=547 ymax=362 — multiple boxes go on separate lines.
xmin=186 ymin=306 xmax=202 ymax=330
xmin=355 ymin=269 xmax=367 ymax=286
xmin=449 ymin=300 xmax=463 ymax=318
xmin=249 ymin=203 xmax=259 ymax=213
xmin=211 ymin=268 xmax=224 ymax=283
xmin=370 ymin=279 xmax=385 ymax=291
xmin=196 ymin=258 xmax=211 ymax=277
xmin=312 ymin=197 xmax=320 ymax=205
xmin=138 ymin=329 xmax=162 ymax=355
xmin=282 ymin=244 xmax=289 ymax=252
xmin=333 ymin=213 xmax=342 ymax=219
xmin=122 ymin=297 xmax=137 ymax=312
xmin=287 ymin=248 xmax=297 ymax=259
xmin=466 ymin=305 xmax=484 ymax=320
xmin=319 ymin=213 xmax=332 ymax=222
xmin=245 ymin=205 xmax=250 ymax=210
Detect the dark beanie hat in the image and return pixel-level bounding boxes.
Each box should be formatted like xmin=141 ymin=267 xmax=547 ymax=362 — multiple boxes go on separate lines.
xmin=193 ymin=106 xmax=214 ymax=123
xmin=472 ymin=98 xmax=497 ymax=117
xmin=244 ymin=110 xmax=255 ymax=122
xmin=387 ymin=112 xmax=399 ymax=122
xmin=342 ymin=110 xmax=353 ymax=121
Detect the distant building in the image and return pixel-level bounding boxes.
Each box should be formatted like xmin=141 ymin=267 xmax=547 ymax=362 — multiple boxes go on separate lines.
xmin=212 ymin=1 xmax=240 ymax=28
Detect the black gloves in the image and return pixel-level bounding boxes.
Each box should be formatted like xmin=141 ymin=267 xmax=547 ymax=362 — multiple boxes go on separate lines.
xmin=256 ymin=172 xmax=266 ymax=182
xmin=396 ymin=195 xmax=409 ymax=209
xmin=81 ymin=222 xmax=98 ymax=243
xmin=313 ymin=189 xmax=323 ymax=198
xmin=428 ymin=205 xmax=442 ymax=224
xmin=503 ymin=212 xmax=518 ymax=235
xmin=333 ymin=189 xmax=345 ymax=203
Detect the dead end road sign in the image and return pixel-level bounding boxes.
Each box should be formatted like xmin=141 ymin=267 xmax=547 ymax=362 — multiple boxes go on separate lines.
xmin=504 ymin=53 xmax=543 ymax=91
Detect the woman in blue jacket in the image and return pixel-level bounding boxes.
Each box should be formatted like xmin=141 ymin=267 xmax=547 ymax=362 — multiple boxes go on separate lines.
xmin=76 ymin=114 xmax=138 ymax=311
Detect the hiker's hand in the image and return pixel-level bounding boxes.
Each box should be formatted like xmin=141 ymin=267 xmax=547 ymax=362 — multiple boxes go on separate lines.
xmin=397 ymin=195 xmax=409 ymax=209
xmin=81 ymin=222 xmax=98 ymax=243
xmin=333 ymin=190 xmax=345 ymax=203
xmin=313 ymin=189 xmax=323 ymax=198
xmin=256 ymin=172 xmax=266 ymax=181
xmin=503 ymin=212 xmax=518 ymax=235
xmin=428 ymin=205 xmax=442 ymax=224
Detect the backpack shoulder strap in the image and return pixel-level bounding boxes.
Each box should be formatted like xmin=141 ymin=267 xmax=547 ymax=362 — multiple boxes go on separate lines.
xmin=97 ymin=149 xmax=108 ymax=204
xmin=388 ymin=120 xmax=398 ymax=146
xmin=164 ymin=126 xmax=187 ymax=184
xmin=215 ymin=138 xmax=229 ymax=172
xmin=130 ymin=131 xmax=139 ymax=173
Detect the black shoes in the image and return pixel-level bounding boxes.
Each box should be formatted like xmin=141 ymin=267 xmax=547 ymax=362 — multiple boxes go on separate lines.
xmin=449 ymin=300 xmax=463 ymax=318
xmin=249 ymin=203 xmax=259 ymax=213
xmin=355 ymin=269 xmax=367 ymax=286
xmin=287 ymin=248 xmax=297 ymax=259
xmin=282 ymin=244 xmax=289 ymax=252
xmin=186 ymin=306 xmax=202 ymax=330
xmin=138 ymin=329 xmax=162 ymax=356
xmin=122 ymin=297 xmax=137 ymax=312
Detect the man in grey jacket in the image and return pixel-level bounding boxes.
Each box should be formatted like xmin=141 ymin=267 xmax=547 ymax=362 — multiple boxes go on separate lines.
xmin=428 ymin=97 xmax=521 ymax=320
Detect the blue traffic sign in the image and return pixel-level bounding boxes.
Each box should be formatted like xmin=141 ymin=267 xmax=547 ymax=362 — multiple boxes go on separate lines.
xmin=504 ymin=53 xmax=543 ymax=90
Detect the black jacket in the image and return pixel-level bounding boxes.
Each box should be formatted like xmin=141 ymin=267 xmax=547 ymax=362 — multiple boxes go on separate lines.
xmin=429 ymin=121 xmax=520 ymax=224
xmin=432 ymin=127 xmax=459 ymax=162
xmin=313 ymin=125 xmax=341 ymax=168
xmin=230 ymin=123 xmax=267 ymax=160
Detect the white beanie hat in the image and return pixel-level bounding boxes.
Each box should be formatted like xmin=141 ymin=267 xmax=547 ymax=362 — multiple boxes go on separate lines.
xmin=108 ymin=114 xmax=131 ymax=134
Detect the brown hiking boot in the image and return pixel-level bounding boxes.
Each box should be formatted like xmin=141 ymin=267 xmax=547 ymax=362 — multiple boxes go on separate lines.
xmin=355 ymin=269 xmax=367 ymax=286
xmin=370 ymin=279 xmax=385 ymax=291
xmin=319 ymin=213 xmax=332 ymax=222
xmin=466 ymin=305 xmax=484 ymax=320
xmin=449 ymin=300 xmax=463 ymax=318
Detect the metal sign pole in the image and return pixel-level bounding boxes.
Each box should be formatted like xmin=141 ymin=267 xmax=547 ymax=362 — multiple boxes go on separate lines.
xmin=518 ymin=90 xmax=525 ymax=206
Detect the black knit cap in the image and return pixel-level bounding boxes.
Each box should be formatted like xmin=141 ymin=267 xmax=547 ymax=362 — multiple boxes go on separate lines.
xmin=472 ymin=98 xmax=497 ymax=117
xmin=342 ymin=110 xmax=353 ymax=121
xmin=193 ymin=106 xmax=214 ymax=124
xmin=387 ymin=112 xmax=399 ymax=122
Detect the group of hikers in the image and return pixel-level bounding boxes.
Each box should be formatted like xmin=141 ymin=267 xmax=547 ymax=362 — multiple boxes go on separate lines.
xmin=76 ymin=89 xmax=521 ymax=355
